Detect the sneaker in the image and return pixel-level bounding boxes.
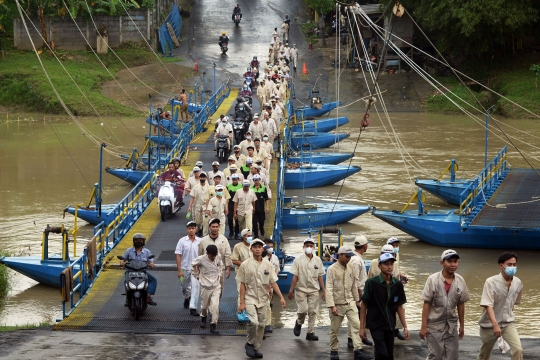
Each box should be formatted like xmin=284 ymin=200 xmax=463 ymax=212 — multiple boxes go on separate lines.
xmin=293 ymin=320 xmax=301 ymax=336
xmin=200 ymin=316 xmax=207 ymax=327
xmin=264 ymin=325 xmax=273 ymax=333
xmin=394 ymin=329 xmax=406 ymax=340
xmin=306 ymin=332 xmax=318 ymax=341
xmin=362 ymin=338 xmax=373 ymax=346
xmin=147 ymin=297 xmax=157 ymax=306
xmin=190 ymin=309 xmax=200 ymax=316
xmin=254 ymin=350 xmax=263 ymax=358
xmin=245 ymin=343 xmax=256 ymax=358
xmin=330 ymin=351 xmax=339 ymax=360
xmin=210 ymin=323 xmax=219 ymax=334
xmin=348 ymin=337 xmax=354 ymax=349
xmin=353 ymin=349 xmax=373 ymax=360
xmin=184 ymin=297 xmax=190 ymax=309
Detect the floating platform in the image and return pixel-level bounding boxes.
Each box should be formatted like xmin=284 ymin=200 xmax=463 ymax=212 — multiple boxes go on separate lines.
xmin=287 ymin=152 xmax=354 ymax=165
xmin=106 ymin=167 xmax=148 ymax=185
xmin=282 ymin=202 xmax=370 ymax=229
xmin=0 ymin=256 xmax=80 ymax=288
xmin=290 ymin=132 xmax=350 ymax=151
xmin=290 ymin=117 xmax=349 ymax=133
xmin=415 ymin=179 xmax=471 ymax=206
xmin=295 ymin=101 xmax=341 ymax=119
xmin=285 ymin=164 xmax=360 ymax=189
xmin=64 ymin=204 xmax=119 ymax=226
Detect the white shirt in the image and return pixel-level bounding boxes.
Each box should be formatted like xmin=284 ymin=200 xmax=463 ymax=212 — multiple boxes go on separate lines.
xmin=175 ymin=235 xmax=201 ymax=270
xmin=207 ymin=170 xmax=225 ymax=186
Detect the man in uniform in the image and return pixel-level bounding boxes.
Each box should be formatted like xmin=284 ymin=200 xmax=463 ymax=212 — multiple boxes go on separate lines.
xmin=233 ymin=179 xmax=257 ymax=231
xmin=184 ymin=166 xmax=201 ymax=196
xmin=251 ymin=175 xmax=269 ymax=240
xmin=232 ymin=145 xmax=247 ymax=168
xmin=288 ymin=238 xmax=326 ymax=341
xmin=263 ymin=240 xmax=280 ymax=334
xmin=257 ymin=80 xmax=267 ymax=111
xmin=248 ymin=115 xmax=264 ymax=140
xmin=477 ymin=252 xmax=523 ymax=360
xmin=262 ymin=110 xmax=278 ymax=143
xmin=290 ymin=44 xmax=298 ymax=71
xmin=198 ymin=218 xmax=232 ymax=297
xmin=192 ymin=244 xmax=222 ymax=334
xmin=420 ymin=249 xmax=470 ymax=360
xmin=226 ymin=174 xmax=243 ymax=239
xmin=188 ymin=161 xmax=204 ymax=178
xmin=206 ymin=184 xmax=228 ymax=235
xmin=367 ymin=244 xmax=398 ymax=279
xmin=240 ymin=131 xmax=255 ymax=156
xmin=253 ymin=138 xmax=268 ymax=168
xmin=327 ymin=246 xmax=372 ymax=360
xmin=261 ymin=133 xmax=274 ymax=171
xmin=241 ymin=157 xmax=253 ymax=181
xmin=232 ymin=228 xmax=252 ymax=306
xmin=238 ymin=239 xmax=287 ymax=359
xmin=187 ymin=172 xmax=209 ymax=237
xmin=214 ymin=116 xmax=232 ymax=154
xmin=208 ymin=161 xmax=226 ymax=186
xmin=387 ymin=237 xmax=408 ymax=340
xmin=225 ymin=163 xmax=244 ymax=184
xmin=175 ymin=221 xmax=201 ymax=316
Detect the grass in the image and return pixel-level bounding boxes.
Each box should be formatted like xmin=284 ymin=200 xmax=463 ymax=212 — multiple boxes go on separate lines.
xmin=0 ymin=248 xmax=11 ymax=307
xmin=426 ymin=53 xmax=540 ymax=119
xmin=0 ymin=45 xmax=179 ymax=116
xmin=0 ymin=322 xmax=52 ymax=332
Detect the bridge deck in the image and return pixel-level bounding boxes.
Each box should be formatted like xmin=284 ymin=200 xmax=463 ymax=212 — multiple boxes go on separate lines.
xmin=470 ymin=169 xmax=540 ymax=229
xmin=55 ymin=90 xmax=279 ymax=335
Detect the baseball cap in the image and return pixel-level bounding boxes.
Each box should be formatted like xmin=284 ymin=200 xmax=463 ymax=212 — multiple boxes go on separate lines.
xmin=241 ymin=229 xmax=251 ymax=237
xmin=381 ymin=244 xmax=394 ymax=253
xmin=254 ymin=138 xmax=260 ymax=142
xmin=264 ymin=102 xmax=270 ymax=107
xmin=242 ymin=180 xmax=251 ymax=186
xmin=246 ymin=157 xmax=253 ymax=164
xmin=379 ymin=253 xmax=396 ymax=263
xmin=193 ymin=166 xmax=200 ymax=172
xmin=246 ymin=131 xmax=252 ymax=135
xmin=271 ymin=98 xmax=276 ymax=102
xmin=255 ymin=158 xmax=262 ymax=163
xmin=253 ymin=174 xmax=261 ymax=180
xmin=263 ymin=133 xmax=269 ymax=137
xmin=213 ymin=173 xmax=221 ymax=178
xmin=196 ymin=161 xmax=203 ymax=166
xmin=304 ymin=238 xmax=316 ymax=244
xmin=253 ymin=114 xmax=259 ymax=119
xmin=209 ymin=218 xmax=220 ymax=225
xmin=212 ymin=161 xmax=220 ymax=166
xmin=250 ymin=238 xmax=265 ymax=248
xmin=229 ymin=164 xmax=238 ymax=170
xmin=228 ymin=155 xmax=236 ymax=161
xmin=337 ymin=246 xmax=355 ymax=257
xmin=186 ymin=221 xmax=197 ymax=227
xmin=354 ymin=235 xmax=368 ymax=247
xmin=441 ymin=249 xmax=460 ymax=261
xmin=234 ymin=145 xmax=240 ymax=149
xmin=387 ymin=237 xmax=400 ymax=245
xmin=231 ymin=173 xmax=240 ymax=179
xmin=199 ymin=172 xmax=207 ymax=177
xmin=215 ymin=185 xmax=224 ymax=191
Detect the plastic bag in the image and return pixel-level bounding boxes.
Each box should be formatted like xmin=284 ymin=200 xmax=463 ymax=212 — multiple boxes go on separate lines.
xmin=186 ymin=211 xmax=192 ymax=219
xmin=237 ymin=310 xmax=250 ymax=323
xmin=498 ymin=337 xmax=510 ymax=354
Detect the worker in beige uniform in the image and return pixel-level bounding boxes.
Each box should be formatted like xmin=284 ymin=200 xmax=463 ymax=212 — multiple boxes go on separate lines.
xmin=263 ymin=240 xmax=280 ymax=334
xmin=205 ymin=184 xmax=228 ymax=235
xmin=367 ymin=244 xmax=399 ymax=279
xmin=238 ymin=239 xmax=286 ymax=359
xmin=205 ymin=174 xmax=231 ymax=208
xmin=261 ymin=133 xmax=274 ymax=171
xmin=289 ymin=238 xmax=326 ymax=341
xmin=420 ymin=249 xmax=470 ymax=360
xmin=187 ymin=172 xmax=209 ymax=237
xmin=184 ymin=166 xmax=201 ymax=196
xmin=232 ymin=229 xmax=253 ymax=306
xmin=233 ymin=179 xmax=257 ymax=231
xmin=198 ymin=218 xmax=232 ymax=297
xmin=348 ymin=236 xmax=374 ymax=348
xmin=477 ymin=252 xmax=523 ymax=360
xmin=248 ymin=115 xmax=264 ymax=140
xmin=192 ymin=244 xmax=222 ymax=334
xmin=232 ymin=145 xmax=247 ymax=168
xmin=326 ymin=246 xmax=373 ymax=360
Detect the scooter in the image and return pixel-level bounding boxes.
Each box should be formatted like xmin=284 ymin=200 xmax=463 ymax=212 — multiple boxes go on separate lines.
xmin=117 ymin=254 xmax=155 ymax=320
xmin=234 ymin=14 xmax=241 ymax=26
xmin=157 ymin=180 xmax=183 ymax=221
xmin=220 ymin=42 xmax=228 ymax=54
xmin=244 ymin=76 xmax=253 ymax=90
xmin=231 ymin=116 xmax=246 ymax=145
xmin=216 ymin=134 xmax=230 ymax=163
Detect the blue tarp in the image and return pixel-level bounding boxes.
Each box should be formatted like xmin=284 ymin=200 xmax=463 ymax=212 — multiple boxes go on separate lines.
xmin=159 ymin=3 xmax=183 ymax=54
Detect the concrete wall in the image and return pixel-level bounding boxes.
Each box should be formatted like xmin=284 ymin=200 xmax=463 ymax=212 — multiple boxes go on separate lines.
xmin=13 ymin=10 xmax=153 ymax=50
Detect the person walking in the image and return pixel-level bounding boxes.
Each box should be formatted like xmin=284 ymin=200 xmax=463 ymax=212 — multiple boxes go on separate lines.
xmin=184 ymin=166 xmax=201 ymax=196
xmin=327 ymin=246 xmax=373 ymax=360
xmin=367 ymin=244 xmax=399 ymax=279
xmin=251 ymin=175 xmax=269 ymax=240
xmin=238 ymin=239 xmax=287 ymax=359
xmin=233 ymin=179 xmax=257 ymax=231
xmin=192 ymin=244 xmax=222 ymax=334
xmin=360 ymin=253 xmax=409 ymax=360
xmin=198 ymin=218 xmax=232 ymax=297
xmin=386 ymin=237 xmax=408 ymax=340
xmin=420 ymin=249 xmax=470 ymax=360
xmin=477 ymin=252 xmax=523 ymax=360
xmin=232 ymin=228 xmax=253 ymax=305
xmin=175 ymin=221 xmax=201 ymax=316
xmin=288 ymin=238 xmax=326 ymax=341
xmin=282 ymin=20 xmax=289 ymax=43
xmin=187 ymin=172 xmax=209 ymax=237
xmin=263 ymin=240 xmax=280 ymax=334
xmin=226 ymin=174 xmax=243 ymax=239
xmin=206 ymin=184 xmax=228 ymax=235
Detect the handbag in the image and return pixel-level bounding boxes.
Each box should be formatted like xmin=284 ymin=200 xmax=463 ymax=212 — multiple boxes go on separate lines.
xmin=237 ymin=310 xmax=250 ymax=323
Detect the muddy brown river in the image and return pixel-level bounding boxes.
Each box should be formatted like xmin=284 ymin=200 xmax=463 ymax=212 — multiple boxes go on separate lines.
xmin=1 ymin=111 xmax=540 ymax=337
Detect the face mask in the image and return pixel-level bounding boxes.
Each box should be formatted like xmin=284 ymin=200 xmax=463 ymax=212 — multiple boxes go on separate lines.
xmin=200 ymin=179 xmax=206 ymax=183
xmin=267 ymin=248 xmax=273 ymax=254
xmin=263 ymin=137 xmax=269 ymax=141
xmin=394 ymin=247 xmax=400 ymax=254
xmin=505 ymin=266 xmax=517 ymax=276
xmin=216 ymin=191 xmax=223 ymax=196
xmin=304 ymin=247 xmax=313 ymax=255
xmin=246 ymin=237 xmax=253 ymax=244
xmin=222 ymin=123 xmax=226 ymax=126
xmin=246 ymin=136 xmax=251 ymax=140
xmin=134 ymin=241 xmax=144 ymax=248
xmin=239 ymin=107 xmax=244 ymax=111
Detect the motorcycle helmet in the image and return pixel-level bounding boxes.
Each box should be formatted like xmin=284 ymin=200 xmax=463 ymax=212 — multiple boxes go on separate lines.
xmin=172 ymin=157 xmax=181 ymax=165
xmin=247 ymin=67 xmax=251 ymax=72
xmin=253 ymin=56 xmax=257 ymax=60
xmin=133 ymin=233 xmax=146 ymax=247
xmin=222 ymin=31 xmax=226 ymax=35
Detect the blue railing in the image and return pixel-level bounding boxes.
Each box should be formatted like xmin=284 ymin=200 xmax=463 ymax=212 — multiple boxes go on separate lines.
xmin=159 ymin=3 xmax=183 ymax=55
xmin=61 ymin=242 xmax=90 ymax=318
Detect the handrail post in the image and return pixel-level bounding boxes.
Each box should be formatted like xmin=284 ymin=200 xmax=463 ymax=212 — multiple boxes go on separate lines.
xmin=450 ymin=159 xmax=456 ymax=182
xmin=417 ymin=188 xmax=424 ymax=216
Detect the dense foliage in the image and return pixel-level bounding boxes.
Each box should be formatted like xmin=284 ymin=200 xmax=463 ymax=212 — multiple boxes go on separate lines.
xmin=305 ymin=0 xmax=334 ymax=15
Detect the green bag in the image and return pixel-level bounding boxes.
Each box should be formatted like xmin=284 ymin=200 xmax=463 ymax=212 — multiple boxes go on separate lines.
xmin=186 ymin=211 xmax=192 ymax=219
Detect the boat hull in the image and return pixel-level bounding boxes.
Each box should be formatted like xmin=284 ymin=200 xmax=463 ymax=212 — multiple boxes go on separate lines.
xmin=415 ymin=179 xmax=471 ymax=206
xmin=372 ymin=208 xmax=540 ymax=250
xmin=0 ymin=256 xmax=80 ymax=288
xmin=283 ymin=203 xmax=370 ymax=229
xmin=287 ymin=152 xmax=354 ymax=165
xmin=285 ymin=165 xmax=361 ymax=189
xmin=64 ymin=204 xmax=119 ymax=226
xmin=106 ymin=167 xmax=148 ymax=185
xmin=290 ymin=132 xmax=350 ymax=151
xmin=290 ymin=117 xmax=349 ymax=133
xmin=295 ymin=101 xmax=341 ymax=118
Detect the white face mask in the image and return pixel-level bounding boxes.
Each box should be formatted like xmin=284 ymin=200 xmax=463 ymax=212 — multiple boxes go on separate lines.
xmin=305 ymin=247 xmax=313 ymax=255
xmin=246 ymin=136 xmax=251 ymax=140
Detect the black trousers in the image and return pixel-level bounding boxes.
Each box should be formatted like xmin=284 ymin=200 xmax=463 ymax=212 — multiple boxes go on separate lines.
xmin=252 ymin=211 xmax=265 ymax=238
xmin=371 ymin=329 xmax=394 ymax=360
xmin=227 ymin=205 xmax=240 ymax=236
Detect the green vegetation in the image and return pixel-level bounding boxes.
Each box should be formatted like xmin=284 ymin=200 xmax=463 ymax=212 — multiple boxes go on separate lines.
xmin=304 ymin=0 xmax=334 ymax=15
xmin=299 ymin=21 xmax=320 ymax=45
xmin=0 ymin=46 xmax=178 ymax=116
xmin=0 ymin=247 xmax=11 ymax=307
xmin=0 ymin=321 xmax=52 ymax=331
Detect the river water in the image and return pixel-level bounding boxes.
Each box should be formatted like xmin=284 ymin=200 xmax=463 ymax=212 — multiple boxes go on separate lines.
xmin=1 ymin=111 xmax=540 ymax=337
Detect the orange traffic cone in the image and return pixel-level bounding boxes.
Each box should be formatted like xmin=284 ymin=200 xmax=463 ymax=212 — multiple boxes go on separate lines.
xmin=302 ymin=62 xmax=308 ymax=75
xmin=309 ymin=40 xmax=313 ymax=49
xmin=194 ymin=59 xmax=199 ymax=71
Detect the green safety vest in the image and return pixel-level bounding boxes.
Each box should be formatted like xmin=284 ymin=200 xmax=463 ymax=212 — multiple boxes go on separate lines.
xmin=251 ymin=185 xmax=267 ymax=211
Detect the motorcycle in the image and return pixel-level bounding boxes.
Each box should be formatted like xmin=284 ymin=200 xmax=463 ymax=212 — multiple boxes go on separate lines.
xmin=244 ymin=76 xmax=253 ymax=90
xmin=220 ymin=42 xmax=228 ymax=54
xmin=157 ymin=180 xmax=183 ymax=221
xmin=231 ymin=116 xmax=246 ymax=145
xmin=117 ymin=254 xmax=155 ymax=320
xmin=234 ymin=13 xmax=241 ymax=26
xmin=216 ymin=134 xmax=230 ymax=163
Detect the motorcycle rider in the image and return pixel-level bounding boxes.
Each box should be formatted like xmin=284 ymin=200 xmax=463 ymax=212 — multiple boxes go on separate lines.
xmin=235 ymin=96 xmax=252 ymax=114
xmin=232 ymin=4 xmax=242 ymax=22
xmin=214 ymin=116 xmax=233 ymax=156
xmin=250 ymin=56 xmax=260 ymax=79
xmin=235 ymin=103 xmax=251 ymax=135
xmin=171 ymin=157 xmax=185 ymax=179
xmin=219 ymin=31 xmax=229 ymax=50
xmin=240 ymin=85 xmax=253 ymax=105
xmin=120 ymin=233 xmax=157 ymax=306
xmin=158 ymin=162 xmax=184 ymax=205
xmin=244 ymin=67 xmax=255 ymax=90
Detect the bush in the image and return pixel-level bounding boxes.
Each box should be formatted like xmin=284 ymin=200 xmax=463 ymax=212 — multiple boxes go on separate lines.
xmin=0 ymin=248 xmax=11 ymax=306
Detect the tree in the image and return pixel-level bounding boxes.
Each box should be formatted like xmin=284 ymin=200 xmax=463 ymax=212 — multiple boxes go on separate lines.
xmin=380 ymin=0 xmax=539 ymax=57
xmin=305 ymin=0 xmax=334 ymax=16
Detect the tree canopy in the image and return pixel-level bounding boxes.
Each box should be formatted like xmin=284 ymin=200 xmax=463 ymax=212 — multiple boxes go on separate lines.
xmin=305 ymin=0 xmax=334 ymax=16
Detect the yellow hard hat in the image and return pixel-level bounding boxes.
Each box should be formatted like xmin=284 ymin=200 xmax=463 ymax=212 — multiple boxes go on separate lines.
xmin=222 ymin=31 xmax=226 ymax=35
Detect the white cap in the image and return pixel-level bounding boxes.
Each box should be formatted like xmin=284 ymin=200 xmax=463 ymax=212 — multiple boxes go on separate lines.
xmin=231 ymin=174 xmax=240 ymax=179
xmin=387 ymin=237 xmax=400 ymax=245
xmin=379 ymin=253 xmax=396 ymax=263
xmin=246 ymin=157 xmax=253 ymax=164
xmin=253 ymin=175 xmax=261 ymax=180
xmin=241 ymin=228 xmax=251 ymax=236
xmin=304 ymin=238 xmax=316 ymax=244
xmin=381 ymin=244 xmax=394 ymax=254
xmin=242 ymin=180 xmax=251 ymax=186
xmin=354 ymin=235 xmax=368 ymax=247
xmin=193 ymin=166 xmax=200 ymax=171
xmin=441 ymin=249 xmax=460 ymax=260
xmin=337 ymin=246 xmax=355 ymax=256
xmin=253 ymin=114 xmax=259 ymax=119
xmin=212 ymin=161 xmax=220 ymax=166
xmin=215 ymin=184 xmax=224 ymax=191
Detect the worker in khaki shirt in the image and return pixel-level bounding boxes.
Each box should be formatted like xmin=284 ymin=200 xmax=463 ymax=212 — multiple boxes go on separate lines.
xmin=263 ymin=240 xmax=280 ymax=334
xmin=326 ymin=246 xmax=372 ymax=360
xmin=238 ymin=239 xmax=286 ymax=359
xmin=348 ymin=236 xmax=374 ymax=348
xmin=289 ymin=238 xmax=326 ymax=341
xmin=232 ymin=229 xmax=253 ymax=305
xmin=367 ymin=244 xmax=399 ymax=279
xmin=191 ymin=244 xmax=222 ymax=334
xmin=477 ymin=252 xmax=523 ymax=360
xmin=206 ymin=185 xmax=228 ymax=235
xmin=198 ymin=218 xmax=232 ymax=297
xmin=233 ymin=180 xmax=257 ymax=231
xmin=252 ymin=139 xmax=268 ymax=168
xmin=187 ymin=172 xmax=209 ymax=237
xmin=232 ymin=145 xmax=247 ymax=168
xmin=184 ymin=166 xmax=201 ymax=196
xmin=419 ymin=249 xmax=470 ymax=360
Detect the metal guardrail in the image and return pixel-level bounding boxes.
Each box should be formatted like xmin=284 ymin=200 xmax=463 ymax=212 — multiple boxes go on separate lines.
xmin=458 ymin=146 xmax=508 ymax=218
xmin=60 ymin=80 xmax=231 ymax=317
